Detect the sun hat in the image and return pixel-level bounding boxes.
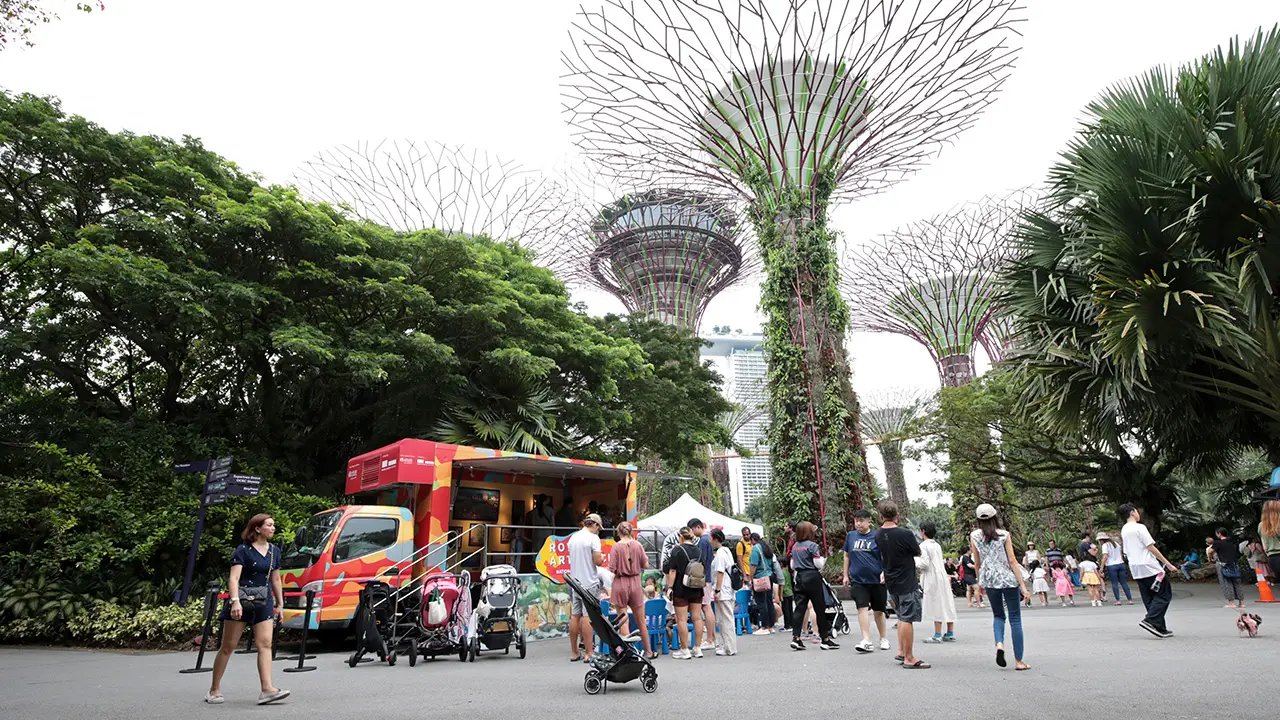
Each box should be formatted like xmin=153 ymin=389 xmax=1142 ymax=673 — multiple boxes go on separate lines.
xmin=975 ymin=503 xmax=998 ymax=520
xmin=1096 ymin=531 xmax=1110 ymax=541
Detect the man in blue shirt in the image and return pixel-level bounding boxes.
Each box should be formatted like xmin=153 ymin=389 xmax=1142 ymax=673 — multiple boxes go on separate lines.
xmin=842 ymin=508 xmax=889 ymax=653
xmin=688 ymin=518 xmax=717 ymax=650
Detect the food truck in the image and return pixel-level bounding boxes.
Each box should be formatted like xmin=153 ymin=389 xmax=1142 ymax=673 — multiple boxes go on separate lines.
xmin=279 ymin=438 xmax=638 ymax=633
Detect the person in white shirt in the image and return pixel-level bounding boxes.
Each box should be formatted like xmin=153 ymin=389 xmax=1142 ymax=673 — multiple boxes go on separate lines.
xmin=566 ymin=513 xmax=604 ymax=661
xmin=709 ymin=529 xmax=738 ymax=656
xmin=1118 ymin=503 xmax=1180 ymax=638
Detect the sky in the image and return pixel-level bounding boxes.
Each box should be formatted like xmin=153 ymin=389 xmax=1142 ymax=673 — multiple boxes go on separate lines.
xmin=5 ymin=0 xmax=1277 ymax=503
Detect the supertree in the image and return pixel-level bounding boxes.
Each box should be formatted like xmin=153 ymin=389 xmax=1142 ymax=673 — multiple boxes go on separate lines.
xmin=860 ymin=387 xmax=934 ymax=510
xmin=565 ymin=187 xmax=755 ymax=332
xmin=294 ymin=140 xmax=576 ymax=272
xmin=842 ymin=194 xmax=1021 ymax=386
xmin=562 ymin=0 xmax=1024 ymax=546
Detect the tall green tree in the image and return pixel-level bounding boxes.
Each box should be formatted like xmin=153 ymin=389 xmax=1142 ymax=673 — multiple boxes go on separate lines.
xmin=1006 ymin=27 xmax=1280 ymax=467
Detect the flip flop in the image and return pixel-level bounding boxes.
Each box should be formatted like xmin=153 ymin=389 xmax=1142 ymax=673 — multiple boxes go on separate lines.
xmin=569 ymin=655 xmax=582 ymax=662
xmin=902 ymin=660 xmax=931 ymax=669
xmin=996 ymin=648 xmax=1006 ymax=667
xmin=1015 ymin=663 xmax=1031 ymax=671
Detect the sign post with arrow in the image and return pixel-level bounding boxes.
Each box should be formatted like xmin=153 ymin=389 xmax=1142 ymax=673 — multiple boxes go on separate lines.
xmin=175 ymin=456 xmax=265 ymax=605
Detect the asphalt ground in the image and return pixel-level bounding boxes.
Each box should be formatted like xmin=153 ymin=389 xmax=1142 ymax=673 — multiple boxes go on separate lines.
xmin=2 ymin=584 xmax=1277 ymax=720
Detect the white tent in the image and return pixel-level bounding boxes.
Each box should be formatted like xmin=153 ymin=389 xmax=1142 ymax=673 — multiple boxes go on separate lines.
xmin=636 ymin=493 xmax=762 ymax=539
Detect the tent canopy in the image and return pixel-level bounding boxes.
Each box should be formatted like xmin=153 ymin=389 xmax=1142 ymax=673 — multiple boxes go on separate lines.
xmin=636 ymin=493 xmax=762 ymax=539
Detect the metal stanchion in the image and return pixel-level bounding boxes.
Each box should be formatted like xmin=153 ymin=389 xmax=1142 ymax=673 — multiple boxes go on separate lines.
xmin=283 ymin=590 xmax=317 ymax=673
xmin=178 ymin=586 xmax=219 ymax=674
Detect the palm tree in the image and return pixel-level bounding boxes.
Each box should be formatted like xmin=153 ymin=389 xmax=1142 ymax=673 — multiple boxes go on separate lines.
xmin=1005 ymin=27 xmax=1280 ymax=475
xmin=432 ymin=381 xmax=570 ymax=455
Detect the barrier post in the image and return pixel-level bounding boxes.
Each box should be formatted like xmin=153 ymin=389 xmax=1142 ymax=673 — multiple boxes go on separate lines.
xmin=283 ymin=590 xmax=317 ymax=673
xmin=178 ymin=587 xmax=219 ymax=674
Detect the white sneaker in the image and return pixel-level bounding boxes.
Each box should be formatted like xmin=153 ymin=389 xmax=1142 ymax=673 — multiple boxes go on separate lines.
xmin=752 ymin=628 xmax=771 ymax=635
xmin=692 ymin=647 xmax=704 ymax=658
xmin=671 ymin=649 xmax=691 ymax=660
xmin=257 ymin=689 xmax=290 ymax=705
xmin=715 ymin=648 xmax=729 ymax=656
xmin=879 ymin=638 xmax=891 ymax=651
xmin=855 ymin=640 xmax=874 ymax=653
xmin=204 ymin=694 xmax=224 ymax=705
xmin=699 ymin=642 xmax=714 ymax=651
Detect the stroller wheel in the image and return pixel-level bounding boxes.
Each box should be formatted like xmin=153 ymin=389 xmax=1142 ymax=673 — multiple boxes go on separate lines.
xmin=641 ymin=665 xmax=658 ymax=694
xmin=584 ymin=669 xmax=604 ymax=695
xmin=407 ymin=643 xmax=417 ymax=667
xmin=518 ymin=632 xmax=527 ymax=659
xmin=387 ymin=650 xmax=397 ymax=666
xmin=458 ymin=644 xmax=468 ymax=662
xmin=468 ymin=638 xmax=478 ymax=662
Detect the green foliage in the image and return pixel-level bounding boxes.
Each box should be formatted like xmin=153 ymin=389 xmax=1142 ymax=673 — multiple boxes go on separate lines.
xmin=0 ymin=1 xmax=102 ymax=50
xmin=748 ymin=169 xmax=873 ymax=545
xmin=920 ymin=371 xmax=1195 ymax=534
xmin=0 ymin=91 xmax=738 ymax=629
xmin=1006 ymin=27 xmax=1280 ymax=463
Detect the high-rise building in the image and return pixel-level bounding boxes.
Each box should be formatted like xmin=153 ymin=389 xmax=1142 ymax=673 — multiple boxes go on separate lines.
xmin=701 ymin=333 xmax=770 ymax=513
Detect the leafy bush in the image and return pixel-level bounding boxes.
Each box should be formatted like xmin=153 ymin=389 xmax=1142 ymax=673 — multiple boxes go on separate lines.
xmin=17 ymin=601 xmax=206 ymax=647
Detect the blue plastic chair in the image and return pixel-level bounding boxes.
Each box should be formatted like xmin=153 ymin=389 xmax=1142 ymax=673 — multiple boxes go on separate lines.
xmin=734 ymin=589 xmax=751 ymax=635
xmin=644 ymin=598 xmax=670 ymax=655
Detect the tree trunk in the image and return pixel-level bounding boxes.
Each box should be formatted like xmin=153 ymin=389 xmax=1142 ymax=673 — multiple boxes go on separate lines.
xmin=753 ymin=181 xmax=874 ymax=550
xmin=881 ymin=440 xmax=909 ymax=510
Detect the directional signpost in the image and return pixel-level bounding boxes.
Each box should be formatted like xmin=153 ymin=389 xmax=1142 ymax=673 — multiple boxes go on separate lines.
xmin=175 ymin=456 xmax=266 ymax=605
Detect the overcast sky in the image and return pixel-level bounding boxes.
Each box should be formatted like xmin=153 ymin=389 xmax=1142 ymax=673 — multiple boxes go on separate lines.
xmin=5 ymin=0 xmax=1277 ymax=502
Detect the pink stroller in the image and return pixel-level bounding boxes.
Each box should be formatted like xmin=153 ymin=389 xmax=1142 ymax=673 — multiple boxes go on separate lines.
xmin=406 ymin=570 xmax=472 ymax=666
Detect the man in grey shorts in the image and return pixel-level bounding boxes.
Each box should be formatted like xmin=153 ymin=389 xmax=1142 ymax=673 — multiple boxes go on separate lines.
xmin=567 ymin=513 xmax=604 ymax=661
xmin=876 ymin=500 xmax=929 ymax=669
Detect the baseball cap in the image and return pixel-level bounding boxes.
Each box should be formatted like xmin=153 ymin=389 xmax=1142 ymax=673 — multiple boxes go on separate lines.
xmin=975 ymin=503 xmax=998 ymax=520
xmin=583 ymin=513 xmax=602 ymax=527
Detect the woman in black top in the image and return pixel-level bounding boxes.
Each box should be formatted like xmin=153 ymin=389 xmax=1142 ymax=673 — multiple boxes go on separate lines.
xmin=663 ymin=527 xmax=706 ymax=659
xmin=789 ymin=521 xmax=839 ymax=651
xmin=207 ymin=514 xmax=290 ymax=706
xmin=1210 ymin=527 xmax=1245 ymax=608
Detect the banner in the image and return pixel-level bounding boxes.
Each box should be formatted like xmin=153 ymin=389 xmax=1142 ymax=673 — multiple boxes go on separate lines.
xmin=535 ymin=533 xmax=616 ymax=584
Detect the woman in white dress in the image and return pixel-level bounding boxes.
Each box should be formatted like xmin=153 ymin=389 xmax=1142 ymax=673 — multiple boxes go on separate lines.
xmin=915 ymin=522 xmax=958 ymax=643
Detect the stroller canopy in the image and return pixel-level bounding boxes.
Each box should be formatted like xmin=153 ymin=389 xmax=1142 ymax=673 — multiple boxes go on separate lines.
xmin=637 ymin=493 xmax=761 ymax=539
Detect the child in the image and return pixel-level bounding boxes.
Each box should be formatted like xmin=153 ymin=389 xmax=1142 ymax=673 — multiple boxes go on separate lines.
xmin=1080 ymin=558 xmax=1103 ymax=605
xmin=642 ymin=576 xmax=659 ymax=600
xmin=1051 ymin=561 xmax=1074 ymax=607
xmin=1030 ymin=560 xmax=1050 ymax=607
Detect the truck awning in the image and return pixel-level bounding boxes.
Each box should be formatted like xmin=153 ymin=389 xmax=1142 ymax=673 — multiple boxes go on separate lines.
xmin=453 ymin=455 xmax=637 ymax=484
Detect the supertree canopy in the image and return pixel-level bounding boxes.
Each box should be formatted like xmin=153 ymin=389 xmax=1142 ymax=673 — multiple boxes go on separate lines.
xmin=842 ymin=194 xmax=1021 ymax=386
xmin=294 ymin=140 xmax=576 ymax=272
xmin=562 ymin=0 xmax=1024 ymax=545
xmin=577 ymin=188 xmax=751 ymax=332
xmin=860 ymin=387 xmax=934 ymax=510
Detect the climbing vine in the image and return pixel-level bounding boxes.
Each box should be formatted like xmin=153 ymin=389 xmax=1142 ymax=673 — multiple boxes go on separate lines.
xmin=747 ymin=167 xmax=874 ymax=547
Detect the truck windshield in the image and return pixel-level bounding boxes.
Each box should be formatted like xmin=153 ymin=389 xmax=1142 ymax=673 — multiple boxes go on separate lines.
xmin=282 ymin=510 xmax=342 ymax=569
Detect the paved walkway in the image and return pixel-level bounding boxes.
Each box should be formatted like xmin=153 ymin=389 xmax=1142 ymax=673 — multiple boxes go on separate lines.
xmin=1 ymin=585 xmax=1275 ymax=719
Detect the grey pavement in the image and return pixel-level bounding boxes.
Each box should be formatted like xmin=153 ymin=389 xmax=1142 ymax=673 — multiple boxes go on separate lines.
xmin=1 ymin=585 xmax=1277 ymax=719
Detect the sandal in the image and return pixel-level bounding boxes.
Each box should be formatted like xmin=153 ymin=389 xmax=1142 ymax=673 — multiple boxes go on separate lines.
xmin=902 ymin=660 xmax=931 ymax=669
xmin=569 ymin=655 xmax=583 ymax=662
xmin=996 ymin=647 xmax=1006 ymax=667
xmin=1015 ymin=662 xmax=1031 ymax=671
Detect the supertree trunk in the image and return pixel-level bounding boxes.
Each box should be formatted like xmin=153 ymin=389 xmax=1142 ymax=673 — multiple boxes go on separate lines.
xmin=754 ymin=177 xmax=871 ymax=550
xmin=880 ymin=440 xmax=909 ymax=511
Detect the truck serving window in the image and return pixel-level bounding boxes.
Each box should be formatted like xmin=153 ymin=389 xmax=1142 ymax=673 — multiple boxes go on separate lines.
xmin=332 ymin=517 xmax=400 ymax=562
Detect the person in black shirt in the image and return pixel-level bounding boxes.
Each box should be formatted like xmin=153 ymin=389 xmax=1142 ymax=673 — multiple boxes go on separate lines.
xmin=876 ymin=500 xmax=928 ymax=669
xmin=1210 ymin=527 xmax=1245 ymax=608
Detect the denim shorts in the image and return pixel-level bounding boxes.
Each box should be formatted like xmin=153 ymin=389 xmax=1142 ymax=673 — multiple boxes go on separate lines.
xmin=891 ymin=588 xmax=924 ymax=624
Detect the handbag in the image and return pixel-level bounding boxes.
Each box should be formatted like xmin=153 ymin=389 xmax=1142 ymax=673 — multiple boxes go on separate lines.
xmin=237 ymin=585 xmax=269 ymax=611
xmin=1219 ymin=561 xmax=1241 ymax=579
xmin=752 ymin=576 xmax=772 ymax=592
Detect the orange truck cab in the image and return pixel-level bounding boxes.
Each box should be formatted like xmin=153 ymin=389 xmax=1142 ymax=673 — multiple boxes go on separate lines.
xmin=280 ymin=439 xmax=638 ymax=631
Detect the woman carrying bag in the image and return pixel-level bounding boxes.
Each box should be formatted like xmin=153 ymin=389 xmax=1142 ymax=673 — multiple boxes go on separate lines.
xmin=748 ymin=532 xmax=775 ymax=634
xmin=207 ymin=514 xmax=290 ymax=705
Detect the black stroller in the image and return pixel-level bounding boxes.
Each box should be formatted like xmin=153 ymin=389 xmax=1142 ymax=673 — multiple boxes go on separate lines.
xmin=563 ymin=575 xmax=657 ymax=695
xmin=820 ymin=575 xmax=851 ymax=636
xmin=348 ymin=579 xmax=402 ymax=666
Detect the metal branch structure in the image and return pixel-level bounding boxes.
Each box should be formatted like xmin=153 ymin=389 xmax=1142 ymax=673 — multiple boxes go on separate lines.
xmin=294 ymin=140 xmax=577 ymax=273
xmin=562 ymin=0 xmax=1023 ymax=543
xmin=842 ymin=193 xmax=1023 ymax=386
xmin=978 ymin=313 xmax=1017 ymax=363
xmin=860 ymin=387 xmax=935 ymax=509
xmin=570 ymin=187 xmax=755 ymax=332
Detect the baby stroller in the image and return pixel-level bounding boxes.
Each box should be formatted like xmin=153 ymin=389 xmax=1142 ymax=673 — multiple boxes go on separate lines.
xmin=820 ymin=575 xmax=851 ymax=636
xmin=468 ymin=564 xmax=526 ymax=661
xmin=407 ymin=570 xmax=472 ymax=666
xmin=564 ymin=574 xmax=657 ymax=695
xmin=348 ymin=579 xmax=402 ymax=667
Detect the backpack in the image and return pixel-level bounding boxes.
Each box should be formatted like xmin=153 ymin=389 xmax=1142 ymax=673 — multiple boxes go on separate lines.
xmin=729 ymin=561 xmax=744 ymax=591
xmin=681 ymin=544 xmax=706 ymax=589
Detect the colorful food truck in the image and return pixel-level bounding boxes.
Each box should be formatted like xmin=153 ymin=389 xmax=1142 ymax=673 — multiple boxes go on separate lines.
xmin=279 ymin=439 xmax=638 ymax=632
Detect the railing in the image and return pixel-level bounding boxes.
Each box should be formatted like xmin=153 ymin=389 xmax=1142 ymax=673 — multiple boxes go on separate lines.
xmin=468 ymin=523 xmax=665 ymax=570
